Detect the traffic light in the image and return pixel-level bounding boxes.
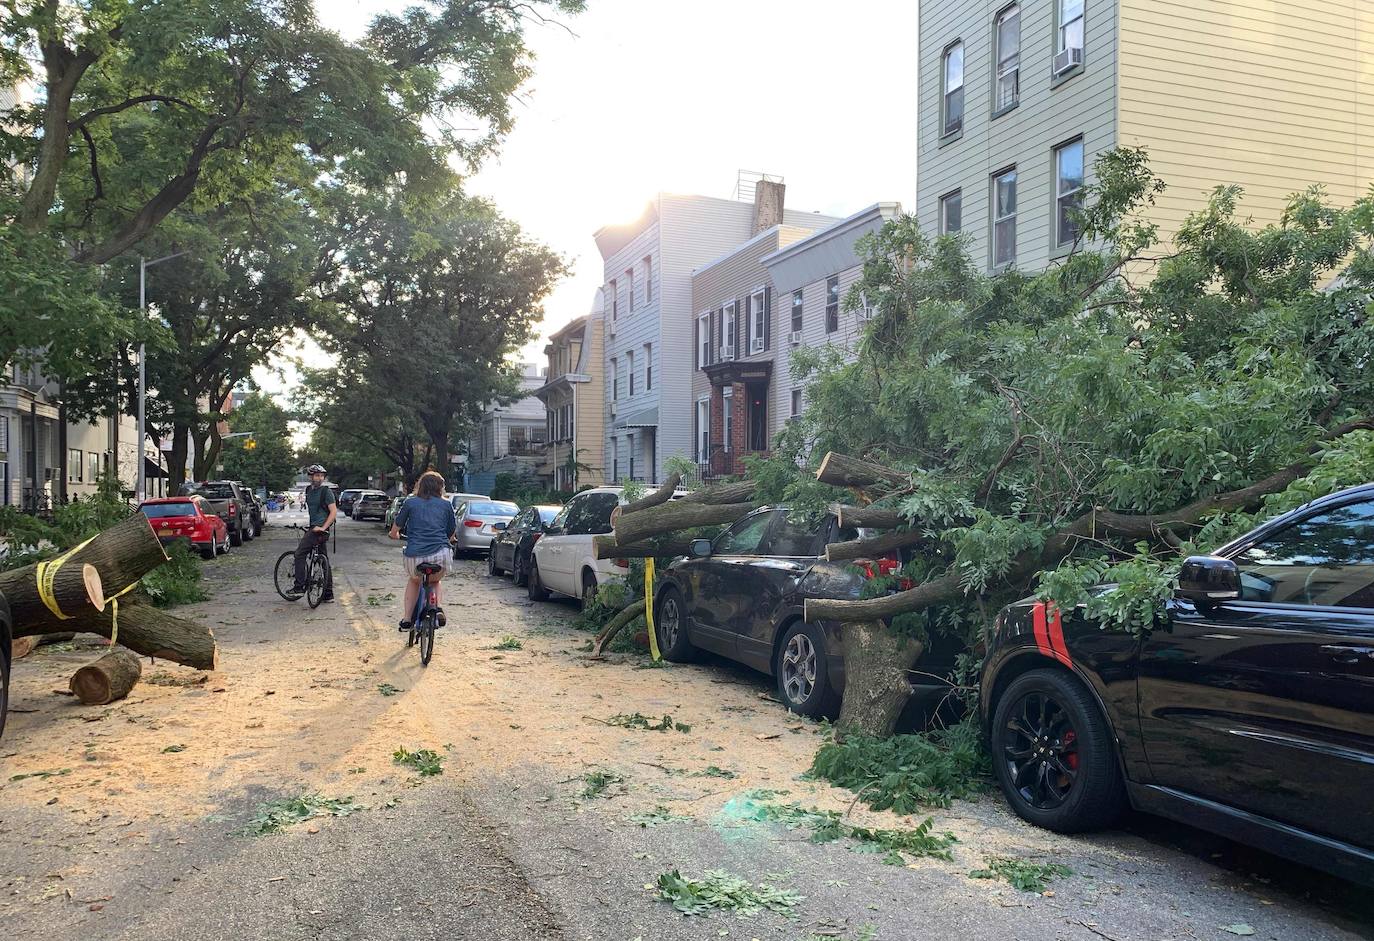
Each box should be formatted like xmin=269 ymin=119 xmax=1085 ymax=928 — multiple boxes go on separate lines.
xmin=245 ymin=437 xmax=257 ymax=450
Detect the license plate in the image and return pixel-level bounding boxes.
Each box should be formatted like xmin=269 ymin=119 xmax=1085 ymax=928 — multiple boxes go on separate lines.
xmin=158 ymin=528 xmax=173 ymax=536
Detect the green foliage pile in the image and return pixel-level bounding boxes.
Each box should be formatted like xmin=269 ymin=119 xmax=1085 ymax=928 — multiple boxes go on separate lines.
xmin=140 ymin=543 xmax=209 ymax=608
xmin=605 ymin=713 xmax=691 ymax=733
xmin=743 ymin=795 xmax=956 ymax=864
xmin=392 ymin=747 xmax=445 ymax=777
xmin=579 ymin=769 xmax=624 ymax=799
xmin=654 ymin=869 xmax=803 ymax=917
xmin=810 ymin=720 xmax=991 ymax=812
xmin=239 ymin=794 xmax=362 ymax=837
xmin=969 ymin=856 xmax=1072 ymax=892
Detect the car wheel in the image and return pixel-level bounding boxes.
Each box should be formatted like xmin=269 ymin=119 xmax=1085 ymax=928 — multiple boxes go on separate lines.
xmin=200 ymin=541 xmax=215 ymax=561
xmin=512 ymin=552 xmax=528 ymax=587
xmin=254 ymin=522 xmax=263 ymax=537
xmin=775 ymin=622 xmax=840 ymax=719
xmin=527 ymin=559 xmax=550 ymax=602
xmin=580 ymin=570 xmax=599 ymax=610
xmin=654 ymin=586 xmax=696 ymax=662
xmin=488 ymin=545 xmax=503 ymax=577
xmin=990 ymin=668 xmax=1125 ymax=833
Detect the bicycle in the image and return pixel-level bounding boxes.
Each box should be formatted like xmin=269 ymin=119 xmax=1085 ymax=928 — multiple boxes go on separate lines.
xmin=406 ymin=561 xmax=443 ymax=666
xmin=274 ymin=524 xmax=332 ymax=609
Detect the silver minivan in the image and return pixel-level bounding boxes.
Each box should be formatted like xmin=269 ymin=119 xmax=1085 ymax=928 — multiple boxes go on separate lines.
xmin=452 ymin=499 xmax=519 ymax=555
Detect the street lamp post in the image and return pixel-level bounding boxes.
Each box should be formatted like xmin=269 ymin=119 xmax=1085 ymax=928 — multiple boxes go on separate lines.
xmin=135 ymin=251 xmax=188 ymax=503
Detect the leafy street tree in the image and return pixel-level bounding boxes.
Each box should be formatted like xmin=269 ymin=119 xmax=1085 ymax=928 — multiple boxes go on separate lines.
xmin=327 ymin=190 xmax=567 ymax=480
xmin=218 ymin=392 xmax=298 ymax=492
xmin=752 ymin=150 xmax=1374 ymax=738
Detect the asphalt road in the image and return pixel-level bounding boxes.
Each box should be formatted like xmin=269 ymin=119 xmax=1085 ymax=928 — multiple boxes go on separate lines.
xmin=1 ymin=513 xmax=1370 ymax=941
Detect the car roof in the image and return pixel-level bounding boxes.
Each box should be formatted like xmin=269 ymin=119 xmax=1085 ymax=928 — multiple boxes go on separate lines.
xmin=463 ymin=499 xmax=518 ymax=509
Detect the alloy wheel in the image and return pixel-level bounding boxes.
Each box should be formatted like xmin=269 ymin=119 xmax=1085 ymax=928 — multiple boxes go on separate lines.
xmin=660 ymin=596 xmax=681 ymax=649
xmin=781 ymin=633 xmax=817 ymax=704
xmin=1002 ymin=691 xmax=1080 ymax=810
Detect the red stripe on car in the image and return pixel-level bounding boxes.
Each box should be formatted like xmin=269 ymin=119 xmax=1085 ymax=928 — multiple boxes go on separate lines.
xmin=1031 ymin=601 xmax=1054 ymax=659
xmin=1045 ymin=603 xmax=1074 ymax=667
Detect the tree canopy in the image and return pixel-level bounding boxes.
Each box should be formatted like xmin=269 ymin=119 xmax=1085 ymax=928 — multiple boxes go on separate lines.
xmin=219 ymin=391 xmax=299 ymax=492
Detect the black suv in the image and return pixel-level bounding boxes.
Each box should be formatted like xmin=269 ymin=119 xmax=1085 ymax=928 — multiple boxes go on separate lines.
xmin=227 ymin=481 xmax=265 ymax=537
xmin=654 ymin=506 xmax=960 ymax=718
xmin=981 ymin=483 xmax=1374 ymax=886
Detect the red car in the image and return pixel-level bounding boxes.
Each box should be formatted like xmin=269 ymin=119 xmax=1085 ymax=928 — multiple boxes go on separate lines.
xmin=139 ymin=496 xmax=229 ymax=560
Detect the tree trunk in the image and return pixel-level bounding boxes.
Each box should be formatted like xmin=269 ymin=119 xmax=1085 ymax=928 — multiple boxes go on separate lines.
xmin=679 ymin=480 xmax=757 ymax=505
xmin=834 ymin=620 xmax=926 ymax=739
xmin=815 ymin=452 xmax=910 ymax=491
xmin=611 ymin=501 xmax=757 ymax=547
xmin=593 ymin=535 xmax=695 ymax=560
xmin=69 ymin=649 xmax=143 ymax=705
xmin=832 ymin=504 xmax=906 ymax=529
xmin=621 ymin=473 xmax=681 ymax=514
xmin=589 ymin=600 xmax=647 ymax=658
xmin=190 ymin=424 xmax=210 ymax=481
xmin=825 ymin=528 xmax=929 ymax=563
xmin=0 ymin=514 xmax=164 ymax=634
xmin=19 ymin=601 xmax=217 ymax=670
xmin=169 ymin=421 xmax=190 ymax=490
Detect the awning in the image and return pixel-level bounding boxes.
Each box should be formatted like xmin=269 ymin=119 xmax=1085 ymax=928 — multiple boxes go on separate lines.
xmin=613 ymin=406 xmax=659 ymax=431
xmin=144 ymin=456 xmax=168 ymax=478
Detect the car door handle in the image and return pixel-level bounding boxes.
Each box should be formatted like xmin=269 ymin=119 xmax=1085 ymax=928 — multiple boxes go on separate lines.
xmin=1320 ymin=644 xmax=1374 ymax=664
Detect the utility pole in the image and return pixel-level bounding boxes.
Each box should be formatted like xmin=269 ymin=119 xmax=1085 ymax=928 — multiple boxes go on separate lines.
xmin=135 ymin=251 xmax=188 ymax=503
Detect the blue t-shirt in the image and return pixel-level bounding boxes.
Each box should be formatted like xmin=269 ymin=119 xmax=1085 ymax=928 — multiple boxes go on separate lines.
xmin=395 ymin=495 xmax=457 ymax=558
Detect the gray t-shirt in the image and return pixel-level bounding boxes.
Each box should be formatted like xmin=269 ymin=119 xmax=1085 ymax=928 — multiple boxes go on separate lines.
xmin=395 ymin=495 xmax=457 ymax=558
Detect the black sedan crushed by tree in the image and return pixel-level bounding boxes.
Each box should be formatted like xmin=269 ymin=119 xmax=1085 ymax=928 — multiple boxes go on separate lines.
xmin=981 ymin=483 xmax=1374 ymax=887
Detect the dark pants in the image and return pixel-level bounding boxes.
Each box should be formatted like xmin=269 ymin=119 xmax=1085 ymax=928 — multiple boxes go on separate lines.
xmin=293 ymin=530 xmax=332 ymax=597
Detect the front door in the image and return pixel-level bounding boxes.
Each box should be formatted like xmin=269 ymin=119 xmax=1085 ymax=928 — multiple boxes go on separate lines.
xmin=688 ymin=510 xmax=777 ymax=657
xmin=746 ymin=382 xmax=769 ymax=452
xmin=1138 ymin=496 xmax=1374 ymax=848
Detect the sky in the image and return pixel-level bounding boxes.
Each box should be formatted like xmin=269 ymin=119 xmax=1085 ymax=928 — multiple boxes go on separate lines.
xmin=263 ymin=0 xmax=918 ymax=402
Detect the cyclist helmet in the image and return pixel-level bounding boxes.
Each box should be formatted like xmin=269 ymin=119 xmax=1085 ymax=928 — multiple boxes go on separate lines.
xmin=306 ymin=463 xmax=326 ymax=475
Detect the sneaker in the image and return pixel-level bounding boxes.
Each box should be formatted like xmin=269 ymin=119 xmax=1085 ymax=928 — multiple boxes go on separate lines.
xmin=399 ymin=620 xmax=413 ymax=633
xmin=320 ymin=595 xmax=335 ymax=604
xmin=286 ymin=586 xmax=305 ymax=600
xmin=435 ymin=607 xmax=446 ymax=627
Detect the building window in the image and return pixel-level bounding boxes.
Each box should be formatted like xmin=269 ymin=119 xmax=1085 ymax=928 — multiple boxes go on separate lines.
xmin=68 ymin=448 xmax=83 ymax=482
xmin=825 ymin=276 xmax=839 ymax=333
xmin=1055 ymin=137 xmax=1085 ymax=248
xmin=942 ymin=41 xmax=964 ymax=137
xmin=628 ymin=435 xmax=635 ymax=481
xmin=625 ymin=268 xmax=635 ymax=312
xmin=722 ymin=386 xmax=734 ymax=452
xmin=627 ymin=349 xmax=636 ymax=396
xmin=790 ymin=290 xmax=803 ymax=334
xmin=992 ymin=167 xmax=1017 ymax=268
xmin=643 ymin=255 xmax=653 ymax=302
xmin=611 ymin=357 xmax=618 ymax=399
xmin=723 ymin=301 xmax=738 ymax=359
xmin=748 ymin=288 xmax=766 ymax=354
xmin=88 ymin=451 xmax=100 ymax=483
xmin=1055 ymin=0 xmax=1085 ymax=75
xmin=939 ymin=190 xmax=962 ymax=235
xmin=696 ymin=399 xmax=710 ymax=463
xmin=994 ymin=5 xmax=1020 ymax=112
xmin=697 ymin=313 xmax=710 ymax=368
xmin=609 ymin=279 xmax=617 ymax=319
xmin=644 ymin=343 xmax=652 ymax=390
xmin=790 ymin=388 xmax=802 ymax=418
xmin=612 ymin=438 xmax=619 ymax=482
xmin=566 ymin=404 xmax=574 ymax=439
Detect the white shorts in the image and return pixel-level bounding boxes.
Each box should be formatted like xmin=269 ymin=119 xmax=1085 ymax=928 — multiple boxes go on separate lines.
xmin=404 ymin=548 xmax=452 ymax=577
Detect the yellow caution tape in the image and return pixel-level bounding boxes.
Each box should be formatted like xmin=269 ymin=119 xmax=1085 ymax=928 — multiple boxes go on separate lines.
xmin=644 ymin=557 xmax=661 ymax=662
xmin=105 ymin=581 xmax=140 ymax=649
xmin=34 ymin=535 xmax=97 ymax=621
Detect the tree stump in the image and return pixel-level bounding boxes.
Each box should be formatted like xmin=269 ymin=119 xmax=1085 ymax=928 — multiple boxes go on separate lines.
xmin=834 ymin=620 xmax=926 ymax=739
xmin=69 ymin=649 xmax=143 ymax=705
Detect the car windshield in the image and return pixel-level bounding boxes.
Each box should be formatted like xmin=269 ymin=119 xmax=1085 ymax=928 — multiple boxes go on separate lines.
xmin=538 ymin=508 xmax=559 ymax=524
xmin=141 ymin=502 xmax=197 ymax=519
xmin=195 ymin=484 xmax=235 ymax=499
xmin=467 ymin=501 xmax=517 ymax=517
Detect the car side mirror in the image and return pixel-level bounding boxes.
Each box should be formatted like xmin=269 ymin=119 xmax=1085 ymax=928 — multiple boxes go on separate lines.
xmin=1177 ymin=555 xmax=1241 ymax=604
xmin=690 ymin=538 xmax=713 ymax=558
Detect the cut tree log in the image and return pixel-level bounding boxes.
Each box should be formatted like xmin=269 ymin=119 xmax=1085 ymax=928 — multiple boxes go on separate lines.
xmin=589 ymin=600 xmax=647 ymax=658
xmin=10 ymin=636 xmax=37 ymax=660
xmin=0 ymin=514 xmax=165 ymax=635
xmin=592 ymin=535 xmax=696 ymax=560
xmin=832 ymin=504 xmax=905 ymax=530
xmin=611 ymin=501 xmax=757 ymax=547
xmin=678 ymin=480 xmax=757 ymax=506
xmin=0 ymin=562 xmax=103 ymax=633
xmin=69 ymin=649 xmax=143 ymax=705
xmin=16 ymin=601 xmax=217 ymax=670
xmin=621 ymin=473 xmax=682 ymax=514
xmin=825 ymin=528 xmax=930 ymax=563
xmin=815 ymin=452 xmax=910 ymax=491
xmin=833 ymin=621 xmax=926 ymax=738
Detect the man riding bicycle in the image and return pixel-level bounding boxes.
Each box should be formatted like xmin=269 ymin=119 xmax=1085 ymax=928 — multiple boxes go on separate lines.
xmin=289 ymin=464 xmax=336 ymax=603
xmin=388 ymin=470 xmax=456 ymax=632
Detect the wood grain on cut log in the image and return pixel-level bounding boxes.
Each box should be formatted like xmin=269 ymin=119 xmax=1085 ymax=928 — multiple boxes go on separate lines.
xmin=592 ymin=535 xmax=695 ymax=561
xmin=70 ymin=649 xmax=143 ymax=705
xmin=611 ymin=501 xmax=757 ymax=547
xmin=825 ymin=528 xmax=929 ymax=563
xmin=833 ymin=621 xmax=926 ymax=738
xmin=0 ymin=562 xmax=103 ymax=636
xmin=620 ymin=473 xmax=682 ymax=514
xmin=589 ymin=600 xmax=647 ymax=657
xmin=0 ymin=514 xmax=165 ymax=634
xmin=17 ymin=601 xmax=217 ymax=671
xmin=815 ymin=452 xmax=910 ymax=491
xmin=10 ymin=636 xmax=38 ymax=660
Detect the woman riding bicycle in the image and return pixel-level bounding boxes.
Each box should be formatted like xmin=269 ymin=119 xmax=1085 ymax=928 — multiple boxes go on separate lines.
xmin=388 ymin=470 xmax=457 ymax=633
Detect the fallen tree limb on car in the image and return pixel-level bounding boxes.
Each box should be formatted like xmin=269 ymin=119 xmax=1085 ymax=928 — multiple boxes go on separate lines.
xmin=611 ymin=501 xmax=757 ymax=547
xmin=815 ymin=452 xmax=910 ymax=491
xmin=620 ymin=473 xmax=681 ymax=514
xmin=592 ymin=535 xmax=695 ymax=560
xmin=588 ymin=600 xmax=647 ymax=658
xmin=825 ymin=528 xmax=930 ymax=563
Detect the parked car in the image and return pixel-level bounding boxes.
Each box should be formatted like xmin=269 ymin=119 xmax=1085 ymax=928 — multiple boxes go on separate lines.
xmin=139 ymin=496 xmax=230 ymax=559
xmin=452 ymin=498 xmax=519 ymax=555
xmin=384 ymin=495 xmax=407 ymax=529
xmin=352 ymin=491 xmax=389 ymax=521
xmin=337 ymin=489 xmax=364 ymax=515
xmin=227 ymin=480 xmax=265 ymax=536
xmin=191 ymin=480 xmax=251 ymax=546
xmin=528 ymin=486 xmax=687 ymax=607
xmin=447 ymin=492 xmax=488 ymax=516
xmin=649 ymin=506 xmax=960 ymax=718
xmin=0 ymin=589 xmax=12 ymax=740
xmin=980 ymin=483 xmax=1374 ymax=887
xmin=488 ymin=504 xmax=561 ymax=584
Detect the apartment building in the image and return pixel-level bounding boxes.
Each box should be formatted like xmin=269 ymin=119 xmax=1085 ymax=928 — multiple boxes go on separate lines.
xmin=594 ymin=185 xmax=836 ymax=485
xmin=463 ymin=363 xmax=548 ymax=493
xmin=536 ymin=306 xmax=605 ymax=491
xmin=918 ymin=0 xmax=1374 ymax=271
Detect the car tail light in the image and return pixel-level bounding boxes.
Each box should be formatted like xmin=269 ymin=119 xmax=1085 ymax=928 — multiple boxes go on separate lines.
xmin=464 ymin=519 xmax=483 ymax=528
xmin=229 ymin=503 xmax=237 ymax=516
xmin=613 ymin=558 xmax=629 ymax=569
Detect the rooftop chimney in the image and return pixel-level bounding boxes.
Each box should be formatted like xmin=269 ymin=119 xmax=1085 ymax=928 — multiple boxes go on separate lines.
xmin=753 ymin=179 xmax=786 ymax=235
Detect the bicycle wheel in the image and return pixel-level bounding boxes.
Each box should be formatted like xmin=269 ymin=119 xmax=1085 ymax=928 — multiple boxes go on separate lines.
xmin=306 ymin=554 xmax=327 ymax=609
xmin=274 ymin=551 xmax=298 ymax=601
xmin=419 ymin=611 xmax=436 ymax=666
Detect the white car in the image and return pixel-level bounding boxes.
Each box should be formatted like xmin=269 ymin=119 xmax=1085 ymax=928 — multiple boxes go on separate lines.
xmin=527 ymin=485 xmax=687 ymax=606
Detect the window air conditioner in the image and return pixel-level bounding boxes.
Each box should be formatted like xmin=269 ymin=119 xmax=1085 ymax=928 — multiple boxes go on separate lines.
xmin=789 ymin=330 xmax=802 ymax=345
xmin=609 ymin=402 xmax=617 ymax=417
xmin=720 ymin=343 xmax=735 ymax=361
xmin=750 ymin=337 xmax=765 ymax=354
xmin=1053 ymin=47 xmax=1083 ymax=76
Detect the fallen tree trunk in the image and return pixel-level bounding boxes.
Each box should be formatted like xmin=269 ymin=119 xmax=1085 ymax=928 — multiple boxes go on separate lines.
xmin=678 ymin=480 xmax=757 ymax=506
xmin=589 ymin=600 xmax=647 ymax=657
xmin=815 ymin=452 xmax=910 ymax=491
xmin=611 ymin=501 xmax=756 ymax=547
xmin=592 ymin=535 xmax=696 ymax=560
xmin=0 ymin=514 xmax=165 ymax=634
xmin=621 ymin=473 xmax=682 ymax=514
xmin=16 ymin=600 xmax=217 ymax=670
xmin=832 ymin=504 xmax=906 ymax=530
xmin=834 ymin=621 xmax=926 ymax=738
xmin=70 ymin=649 xmax=143 ymax=705
xmin=825 ymin=528 xmax=930 ymax=563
